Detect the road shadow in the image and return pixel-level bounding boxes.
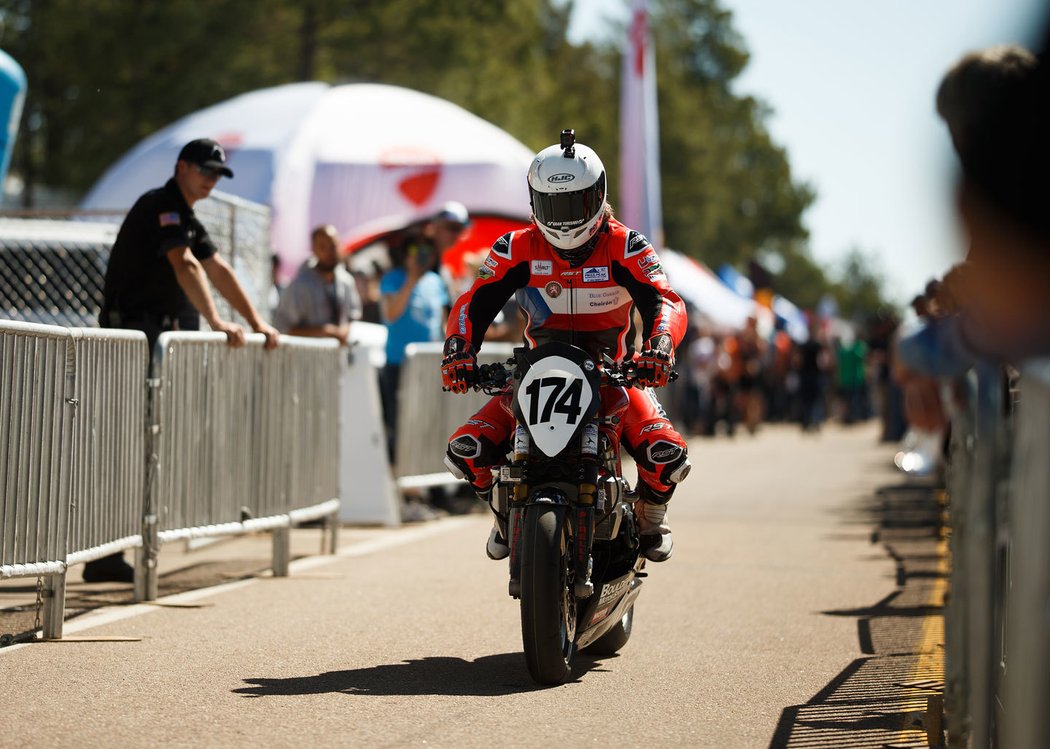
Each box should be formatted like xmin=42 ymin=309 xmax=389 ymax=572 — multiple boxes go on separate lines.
xmin=1 ymin=557 xmax=283 ymax=646
xmin=769 ymin=480 xmax=946 ymax=748
xmin=234 ymin=651 xmax=616 ymax=698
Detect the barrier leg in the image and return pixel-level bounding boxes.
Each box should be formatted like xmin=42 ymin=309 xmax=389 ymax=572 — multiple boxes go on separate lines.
xmin=134 ymin=514 xmax=159 ymax=602
xmin=272 ymin=527 xmax=290 ymax=577
xmin=42 ymin=572 xmax=66 ymax=640
xmin=324 ymin=512 xmax=339 ymax=555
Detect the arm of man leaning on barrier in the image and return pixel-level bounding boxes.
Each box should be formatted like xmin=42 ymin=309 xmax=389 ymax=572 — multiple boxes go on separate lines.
xmin=165 ymin=245 xmax=240 ymax=342
xmin=201 ymin=253 xmax=280 ymax=349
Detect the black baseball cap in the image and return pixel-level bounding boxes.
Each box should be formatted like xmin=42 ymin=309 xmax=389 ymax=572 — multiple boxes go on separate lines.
xmin=177 ymin=138 xmax=234 ymax=178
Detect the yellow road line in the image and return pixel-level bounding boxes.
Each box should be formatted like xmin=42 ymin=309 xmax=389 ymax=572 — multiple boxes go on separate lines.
xmin=895 ymin=536 xmax=949 ymax=745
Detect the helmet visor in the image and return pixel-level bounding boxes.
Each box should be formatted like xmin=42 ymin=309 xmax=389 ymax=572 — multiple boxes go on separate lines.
xmin=531 ymin=175 xmax=606 ymax=232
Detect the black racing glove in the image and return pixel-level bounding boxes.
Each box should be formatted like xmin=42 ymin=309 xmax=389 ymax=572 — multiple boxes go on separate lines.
xmin=441 ymin=336 xmax=477 ymax=393
xmin=636 ymin=334 xmax=675 ymax=388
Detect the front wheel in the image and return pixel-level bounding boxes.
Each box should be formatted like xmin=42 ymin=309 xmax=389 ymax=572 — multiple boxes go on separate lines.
xmin=520 ymin=504 xmax=577 ymax=685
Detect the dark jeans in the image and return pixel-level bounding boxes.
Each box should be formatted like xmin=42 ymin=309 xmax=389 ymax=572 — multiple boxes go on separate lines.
xmin=378 ymin=363 xmax=401 ymax=465
xmin=88 ymin=308 xmax=189 ymax=575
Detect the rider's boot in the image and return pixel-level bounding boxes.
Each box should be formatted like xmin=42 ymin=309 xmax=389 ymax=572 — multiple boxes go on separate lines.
xmin=444 ymin=452 xmax=509 ymax=560
xmin=475 ymin=486 xmax=509 ymax=560
xmin=486 ymin=522 xmax=510 ymax=560
xmin=636 ymin=483 xmax=677 ymax=562
xmin=636 ymin=452 xmax=692 ymax=562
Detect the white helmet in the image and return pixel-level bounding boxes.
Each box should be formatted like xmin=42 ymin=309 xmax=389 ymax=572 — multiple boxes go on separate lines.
xmin=527 ymin=130 xmax=607 ymax=254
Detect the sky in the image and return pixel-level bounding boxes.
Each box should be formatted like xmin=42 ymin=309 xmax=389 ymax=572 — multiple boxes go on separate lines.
xmin=566 ymin=0 xmax=1047 ymax=303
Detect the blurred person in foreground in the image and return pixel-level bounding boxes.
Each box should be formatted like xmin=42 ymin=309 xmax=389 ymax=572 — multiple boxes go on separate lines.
xmin=92 ymin=138 xmax=279 ymax=583
xmin=893 ymin=45 xmax=1044 ymax=426
xmin=440 ymin=130 xmax=691 ymax=563
xmin=274 ymin=224 xmax=362 ymax=343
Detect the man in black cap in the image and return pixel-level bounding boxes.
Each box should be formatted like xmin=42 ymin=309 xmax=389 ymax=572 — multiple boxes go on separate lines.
xmin=88 ymin=138 xmax=279 ymax=583
xmin=99 ymin=137 xmax=279 ymax=354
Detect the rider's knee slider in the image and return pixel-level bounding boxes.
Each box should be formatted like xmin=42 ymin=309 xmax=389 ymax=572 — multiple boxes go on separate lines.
xmin=665 ymin=454 xmax=691 ymax=484
xmin=443 ymin=451 xmax=475 ymax=483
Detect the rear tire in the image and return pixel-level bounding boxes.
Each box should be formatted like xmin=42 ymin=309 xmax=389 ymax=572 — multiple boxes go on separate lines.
xmin=583 ymin=605 xmax=634 ymax=655
xmin=520 ymin=504 xmax=576 ymax=685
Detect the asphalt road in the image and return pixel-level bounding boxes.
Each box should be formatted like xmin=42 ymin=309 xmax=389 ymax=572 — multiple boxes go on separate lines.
xmin=0 ymin=423 xmax=941 ymax=748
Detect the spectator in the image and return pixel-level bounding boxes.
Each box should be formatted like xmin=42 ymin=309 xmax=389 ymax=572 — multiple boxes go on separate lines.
xmin=724 ymin=315 xmax=766 ymax=434
xmin=268 ymin=253 xmax=283 ymax=319
xmin=274 ymin=224 xmax=362 ymax=344
xmin=795 ymin=318 xmax=831 ymax=432
xmin=379 ymin=202 xmax=468 ymax=521
xmin=685 ymin=321 xmax=720 ymax=436
xmin=891 ymin=44 xmax=1042 ymax=435
xmin=835 ymin=330 xmax=869 ymax=424
xmin=92 ymin=137 xmax=279 ymax=583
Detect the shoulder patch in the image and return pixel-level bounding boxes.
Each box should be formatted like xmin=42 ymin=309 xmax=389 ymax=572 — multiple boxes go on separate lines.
xmin=159 ymin=212 xmax=181 ymax=227
xmin=490 ymin=233 xmax=512 ymax=260
xmin=624 ymin=230 xmax=651 ymax=258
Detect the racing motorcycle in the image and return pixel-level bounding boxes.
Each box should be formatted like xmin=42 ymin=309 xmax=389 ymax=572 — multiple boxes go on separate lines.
xmin=462 ymin=341 xmax=674 ymax=685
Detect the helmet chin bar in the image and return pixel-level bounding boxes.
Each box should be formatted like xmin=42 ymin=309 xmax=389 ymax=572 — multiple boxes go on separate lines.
xmin=541 ymin=222 xmax=604 ymax=266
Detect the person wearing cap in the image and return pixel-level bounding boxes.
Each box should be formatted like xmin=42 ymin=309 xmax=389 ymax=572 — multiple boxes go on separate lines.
xmin=88 ymin=138 xmax=279 ymax=583
xmin=379 ymin=201 xmax=469 ymax=521
xmin=100 ymin=138 xmax=279 ymax=354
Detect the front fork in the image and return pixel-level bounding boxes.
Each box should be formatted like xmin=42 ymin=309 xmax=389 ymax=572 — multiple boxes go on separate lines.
xmin=500 ymin=421 xmax=600 ymax=600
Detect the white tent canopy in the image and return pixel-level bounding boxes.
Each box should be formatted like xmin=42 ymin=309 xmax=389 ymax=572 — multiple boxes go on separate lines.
xmin=82 ymin=82 xmax=535 ymax=277
xmin=658 ymin=248 xmax=759 ymax=330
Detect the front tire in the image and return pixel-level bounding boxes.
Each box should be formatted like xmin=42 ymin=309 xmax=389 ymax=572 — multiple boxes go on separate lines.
xmin=520 ymin=504 xmax=576 ymax=685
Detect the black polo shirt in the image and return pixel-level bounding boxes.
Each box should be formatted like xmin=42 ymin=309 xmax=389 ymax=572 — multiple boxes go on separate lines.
xmin=100 ymin=178 xmax=217 ymax=326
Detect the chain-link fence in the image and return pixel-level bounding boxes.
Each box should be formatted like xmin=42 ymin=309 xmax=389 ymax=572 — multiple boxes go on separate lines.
xmin=0 ymin=189 xmax=273 ymax=328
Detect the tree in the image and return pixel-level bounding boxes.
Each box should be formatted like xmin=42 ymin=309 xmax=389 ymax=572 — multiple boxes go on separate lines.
xmin=647 ymin=0 xmax=814 ymax=269
xmin=3 ymin=0 xmax=843 ymax=322
xmin=829 ymin=247 xmax=891 ymax=321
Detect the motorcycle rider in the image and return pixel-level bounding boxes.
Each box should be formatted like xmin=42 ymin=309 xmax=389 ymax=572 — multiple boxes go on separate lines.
xmin=441 ymin=130 xmax=691 ymax=562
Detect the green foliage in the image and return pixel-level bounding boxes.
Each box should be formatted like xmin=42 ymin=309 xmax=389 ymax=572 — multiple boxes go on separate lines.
xmin=0 ymin=0 xmax=891 ymax=316
xmin=829 ymin=247 xmax=892 ymax=322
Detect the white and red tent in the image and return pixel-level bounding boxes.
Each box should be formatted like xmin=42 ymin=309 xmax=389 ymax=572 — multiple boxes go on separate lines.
xmin=81 ymin=82 xmax=535 ymax=282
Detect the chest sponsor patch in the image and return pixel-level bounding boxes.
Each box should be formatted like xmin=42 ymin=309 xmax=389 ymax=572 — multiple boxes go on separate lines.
xmin=582 ymin=266 xmax=610 ymax=283
xmin=545 ymin=281 xmax=563 ymax=298
xmin=531 ymin=259 xmax=552 ymax=276
xmin=585 ymin=288 xmax=625 ymax=309
xmin=159 ymin=212 xmax=181 ymax=227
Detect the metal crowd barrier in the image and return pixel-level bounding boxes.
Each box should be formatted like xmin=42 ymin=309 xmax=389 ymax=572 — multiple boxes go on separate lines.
xmin=139 ymin=332 xmax=341 ymax=600
xmin=1002 ymin=360 xmax=1050 ymax=749
xmin=943 ymin=361 xmax=1006 ymax=748
xmin=394 ymin=342 xmax=515 ymax=488
xmin=940 ymin=357 xmax=1050 ymax=748
xmin=1 ymin=321 xmax=343 ymax=638
xmin=0 ymin=321 xmax=148 ymax=639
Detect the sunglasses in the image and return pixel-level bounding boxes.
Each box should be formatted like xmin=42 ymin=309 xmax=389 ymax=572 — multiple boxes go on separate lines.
xmin=194 ymin=163 xmax=224 ymax=179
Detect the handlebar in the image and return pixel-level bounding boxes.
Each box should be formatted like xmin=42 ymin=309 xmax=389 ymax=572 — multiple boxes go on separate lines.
xmin=468 ymin=357 xmax=677 ymax=395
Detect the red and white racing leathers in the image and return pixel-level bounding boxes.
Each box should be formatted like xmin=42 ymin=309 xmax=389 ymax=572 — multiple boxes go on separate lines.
xmin=445 ymin=218 xmax=690 ymax=502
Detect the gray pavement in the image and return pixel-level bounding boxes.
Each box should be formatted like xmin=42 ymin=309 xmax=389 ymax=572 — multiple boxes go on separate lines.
xmin=0 ymin=422 xmax=944 ymax=748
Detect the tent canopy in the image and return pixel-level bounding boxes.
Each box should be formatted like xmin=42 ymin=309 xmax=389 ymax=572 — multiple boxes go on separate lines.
xmin=82 ymin=82 xmax=535 ymax=281
xmin=658 ymin=248 xmax=759 ymax=331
